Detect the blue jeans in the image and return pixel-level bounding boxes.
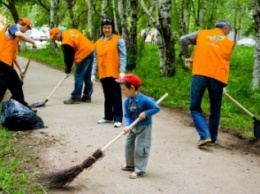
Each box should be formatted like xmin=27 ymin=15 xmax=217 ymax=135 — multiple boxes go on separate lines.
xmin=125 ymin=125 xmax=152 ymax=173
xmin=71 ymin=53 xmax=94 ymax=99
xmin=190 ymin=75 xmax=225 ymax=142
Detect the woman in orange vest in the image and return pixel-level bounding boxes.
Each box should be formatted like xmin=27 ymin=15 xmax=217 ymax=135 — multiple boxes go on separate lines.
xmin=180 ymin=19 xmax=235 ymax=147
xmin=50 ymin=27 xmax=95 ymax=104
xmin=91 ymin=17 xmax=126 ymax=128
xmin=0 ymin=18 xmax=37 ymax=108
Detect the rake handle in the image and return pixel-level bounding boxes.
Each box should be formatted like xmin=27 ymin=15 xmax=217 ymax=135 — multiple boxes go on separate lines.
xmin=101 ymin=93 xmax=169 ymax=152
xmin=223 ymin=88 xmax=254 ymax=118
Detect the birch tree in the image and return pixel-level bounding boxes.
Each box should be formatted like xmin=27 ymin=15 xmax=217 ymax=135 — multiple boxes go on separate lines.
xmin=65 ymin=0 xmax=78 ymax=28
xmin=127 ymin=0 xmax=138 ymax=70
xmin=101 ymin=0 xmax=108 ymax=19
xmin=112 ymin=0 xmax=119 ymax=32
xmin=252 ymin=0 xmax=260 ymax=90
xmin=176 ymin=0 xmax=191 ymax=36
xmin=141 ymin=0 xmax=175 ymax=76
xmin=118 ymin=0 xmax=128 ymax=40
xmin=86 ymin=0 xmax=94 ymax=40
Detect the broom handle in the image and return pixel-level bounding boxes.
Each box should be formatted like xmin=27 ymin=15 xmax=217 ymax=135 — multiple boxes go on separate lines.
xmin=101 ymin=93 xmax=169 ymax=152
xmin=223 ymin=88 xmax=254 ymax=118
xmin=21 ymin=49 xmax=35 ymax=82
xmin=46 ymin=65 xmax=76 ymax=100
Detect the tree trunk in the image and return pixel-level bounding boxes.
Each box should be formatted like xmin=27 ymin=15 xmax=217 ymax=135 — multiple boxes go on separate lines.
xmin=5 ymin=0 xmax=19 ymax=23
xmin=141 ymin=0 xmax=175 ymax=77
xmin=101 ymin=0 xmax=108 ymax=19
xmin=50 ymin=0 xmax=59 ymax=54
xmin=118 ymin=0 xmax=128 ymax=39
xmin=112 ymin=0 xmax=119 ymax=33
xmin=66 ymin=0 xmax=78 ymax=28
xmin=252 ymin=0 xmax=260 ymax=90
xmin=86 ymin=0 xmax=94 ymax=41
xmin=127 ymin=0 xmax=138 ymax=71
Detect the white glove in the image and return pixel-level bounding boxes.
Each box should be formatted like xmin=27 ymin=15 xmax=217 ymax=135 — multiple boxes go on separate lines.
xmin=91 ymin=75 xmax=96 ymax=83
xmin=20 ymin=68 xmax=25 ymax=79
xmin=119 ymin=72 xmax=125 ymax=78
xmin=185 ymin=58 xmax=193 ymax=69
xmin=32 ymin=43 xmax=37 ymax=50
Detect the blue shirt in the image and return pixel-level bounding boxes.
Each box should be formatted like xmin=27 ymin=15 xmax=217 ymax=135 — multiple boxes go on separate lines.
xmin=5 ymin=24 xmax=19 ymax=39
xmin=91 ymin=34 xmax=126 ymax=75
xmin=124 ymin=92 xmax=160 ymax=126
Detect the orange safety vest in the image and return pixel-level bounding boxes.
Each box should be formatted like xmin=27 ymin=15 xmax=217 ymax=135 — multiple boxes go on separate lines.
xmin=95 ymin=34 xmax=121 ymax=79
xmin=192 ymin=28 xmax=234 ymax=84
xmin=61 ymin=29 xmax=94 ymax=64
xmin=0 ymin=25 xmax=19 ymax=66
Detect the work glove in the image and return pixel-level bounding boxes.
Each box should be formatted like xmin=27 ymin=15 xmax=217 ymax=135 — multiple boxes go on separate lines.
xmin=20 ymin=69 xmax=25 ymax=80
xmin=32 ymin=43 xmax=37 ymax=50
xmin=185 ymin=58 xmax=193 ymax=69
xmin=119 ymin=72 xmax=125 ymax=78
xmin=65 ymin=67 xmax=71 ymax=74
xmin=91 ymin=75 xmax=96 ymax=84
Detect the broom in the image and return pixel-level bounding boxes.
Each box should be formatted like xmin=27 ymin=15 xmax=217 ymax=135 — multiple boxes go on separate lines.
xmin=38 ymin=93 xmax=168 ymax=188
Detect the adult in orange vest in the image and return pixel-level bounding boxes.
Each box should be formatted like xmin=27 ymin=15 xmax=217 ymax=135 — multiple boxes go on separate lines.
xmin=180 ymin=19 xmax=235 ymax=147
xmin=91 ymin=17 xmax=126 ymax=128
xmin=50 ymin=27 xmax=95 ymax=104
xmin=0 ymin=18 xmax=37 ymax=107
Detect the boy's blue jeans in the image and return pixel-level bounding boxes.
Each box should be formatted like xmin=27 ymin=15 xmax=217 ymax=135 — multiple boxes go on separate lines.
xmin=125 ymin=125 xmax=152 ymax=173
xmin=71 ymin=53 xmax=94 ymax=99
xmin=190 ymin=75 xmax=224 ymax=142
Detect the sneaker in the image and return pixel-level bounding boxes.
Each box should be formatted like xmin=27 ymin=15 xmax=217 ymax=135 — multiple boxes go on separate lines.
xmin=198 ymin=138 xmax=211 ymax=147
xmin=63 ymin=98 xmax=81 ymax=104
xmin=114 ymin=122 xmax=122 ymax=128
xmin=97 ymin=118 xmax=113 ymax=124
xmin=208 ymin=140 xmax=219 ymax=146
xmin=81 ymin=96 xmax=91 ymax=103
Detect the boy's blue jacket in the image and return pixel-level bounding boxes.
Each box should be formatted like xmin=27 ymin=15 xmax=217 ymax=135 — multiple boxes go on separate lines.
xmin=123 ymin=92 xmax=160 ymax=126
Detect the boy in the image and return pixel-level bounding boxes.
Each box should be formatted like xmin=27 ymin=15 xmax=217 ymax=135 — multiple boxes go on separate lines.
xmin=116 ymin=74 xmax=160 ymax=179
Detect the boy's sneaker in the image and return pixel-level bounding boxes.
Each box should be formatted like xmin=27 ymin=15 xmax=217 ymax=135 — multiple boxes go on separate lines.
xmin=114 ymin=122 xmax=122 ymax=128
xmin=198 ymin=138 xmax=211 ymax=147
xmin=81 ymin=97 xmax=91 ymax=103
xmin=64 ymin=98 xmax=81 ymax=104
xmin=97 ymin=118 xmax=113 ymax=124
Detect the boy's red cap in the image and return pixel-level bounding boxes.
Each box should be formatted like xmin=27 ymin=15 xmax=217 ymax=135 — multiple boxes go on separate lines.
xmin=20 ymin=18 xmax=32 ymax=29
xmin=49 ymin=27 xmax=60 ymax=39
xmin=116 ymin=74 xmax=142 ymax=87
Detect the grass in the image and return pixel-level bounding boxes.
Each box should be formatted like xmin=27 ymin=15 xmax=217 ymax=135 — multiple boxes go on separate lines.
xmin=0 ymin=128 xmax=43 ymax=193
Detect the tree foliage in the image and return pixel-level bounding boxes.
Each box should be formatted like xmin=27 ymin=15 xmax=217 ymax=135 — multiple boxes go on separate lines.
xmin=0 ymin=0 xmax=256 ymax=79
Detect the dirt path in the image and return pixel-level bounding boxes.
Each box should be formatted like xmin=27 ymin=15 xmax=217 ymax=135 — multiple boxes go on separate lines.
xmin=17 ymin=56 xmax=260 ymax=194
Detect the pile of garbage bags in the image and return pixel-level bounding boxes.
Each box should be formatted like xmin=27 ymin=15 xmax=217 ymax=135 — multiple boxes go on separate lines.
xmin=1 ymin=99 xmax=46 ymax=131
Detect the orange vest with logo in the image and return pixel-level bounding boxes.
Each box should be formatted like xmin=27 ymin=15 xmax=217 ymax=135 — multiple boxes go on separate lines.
xmin=192 ymin=28 xmax=234 ymax=84
xmin=95 ymin=34 xmax=120 ymax=79
xmin=61 ymin=29 xmax=94 ymax=64
xmin=0 ymin=25 xmax=19 ymax=66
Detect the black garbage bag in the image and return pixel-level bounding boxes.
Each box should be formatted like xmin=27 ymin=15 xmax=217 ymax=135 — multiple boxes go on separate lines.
xmin=1 ymin=99 xmax=46 ymax=131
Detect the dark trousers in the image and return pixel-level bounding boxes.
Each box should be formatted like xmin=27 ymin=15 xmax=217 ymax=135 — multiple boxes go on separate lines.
xmin=0 ymin=61 xmax=28 ymax=106
xmin=100 ymin=77 xmax=123 ymax=122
